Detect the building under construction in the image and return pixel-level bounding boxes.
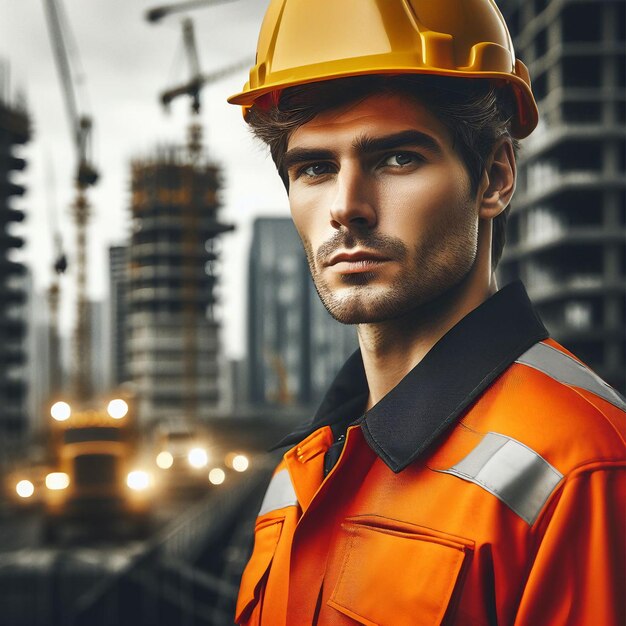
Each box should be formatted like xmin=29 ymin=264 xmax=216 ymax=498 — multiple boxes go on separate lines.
xmin=0 ymin=75 xmax=29 ymax=438
xmin=127 ymin=143 xmax=233 ymax=426
xmin=499 ymin=0 xmax=626 ymax=392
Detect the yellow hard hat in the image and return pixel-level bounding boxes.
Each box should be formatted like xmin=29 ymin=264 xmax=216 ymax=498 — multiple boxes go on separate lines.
xmin=228 ymin=0 xmax=538 ymax=138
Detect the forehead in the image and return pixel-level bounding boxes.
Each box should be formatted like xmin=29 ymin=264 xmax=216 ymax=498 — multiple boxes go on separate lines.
xmin=287 ymin=92 xmax=453 ymax=149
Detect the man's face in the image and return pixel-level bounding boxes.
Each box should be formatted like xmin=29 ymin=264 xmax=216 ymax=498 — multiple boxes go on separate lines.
xmin=285 ymin=93 xmax=482 ymax=325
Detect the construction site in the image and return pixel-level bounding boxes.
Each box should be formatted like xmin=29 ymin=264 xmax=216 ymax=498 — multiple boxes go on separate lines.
xmin=0 ymin=2 xmax=276 ymax=624
xmin=0 ymin=0 xmax=624 ymax=624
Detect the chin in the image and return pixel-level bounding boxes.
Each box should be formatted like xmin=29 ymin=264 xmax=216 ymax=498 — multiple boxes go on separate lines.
xmin=319 ymin=286 xmax=423 ymax=325
xmin=317 ymin=267 xmax=475 ymax=325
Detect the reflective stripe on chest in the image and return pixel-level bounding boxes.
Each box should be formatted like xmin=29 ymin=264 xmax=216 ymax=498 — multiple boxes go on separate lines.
xmin=438 ymin=432 xmax=563 ymax=525
xmin=258 ymin=469 xmax=299 ymax=516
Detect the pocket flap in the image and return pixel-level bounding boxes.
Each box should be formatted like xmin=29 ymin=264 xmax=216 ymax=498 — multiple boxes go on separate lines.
xmin=328 ymin=519 xmax=472 ymax=626
xmin=235 ymin=519 xmax=283 ymax=624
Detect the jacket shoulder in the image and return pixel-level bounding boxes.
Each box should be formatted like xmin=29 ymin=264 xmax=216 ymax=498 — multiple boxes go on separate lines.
xmin=464 ymin=339 xmax=626 ymax=473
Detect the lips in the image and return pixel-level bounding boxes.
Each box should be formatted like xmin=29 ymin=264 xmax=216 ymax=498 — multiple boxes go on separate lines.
xmin=327 ymin=250 xmax=389 ymax=265
xmin=326 ymin=249 xmax=391 ymax=273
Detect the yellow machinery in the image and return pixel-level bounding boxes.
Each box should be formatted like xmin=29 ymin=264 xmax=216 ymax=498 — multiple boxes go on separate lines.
xmin=152 ymin=419 xmax=213 ymax=494
xmin=40 ymin=393 xmax=153 ymax=541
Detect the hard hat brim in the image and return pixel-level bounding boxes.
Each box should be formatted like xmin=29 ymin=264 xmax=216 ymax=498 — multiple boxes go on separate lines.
xmin=228 ymin=66 xmax=538 ymax=139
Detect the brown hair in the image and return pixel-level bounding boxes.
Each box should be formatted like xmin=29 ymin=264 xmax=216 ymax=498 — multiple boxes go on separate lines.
xmin=247 ymin=75 xmax=519 ymax=270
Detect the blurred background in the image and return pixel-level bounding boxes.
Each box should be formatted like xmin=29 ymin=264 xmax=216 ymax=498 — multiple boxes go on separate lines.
xmin=0 ymin=0 xmax=623 ymax=624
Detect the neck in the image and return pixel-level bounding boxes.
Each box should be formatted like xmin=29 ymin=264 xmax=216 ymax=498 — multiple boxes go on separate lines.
xmin=358 ymin=231 xmax=497 ymax=410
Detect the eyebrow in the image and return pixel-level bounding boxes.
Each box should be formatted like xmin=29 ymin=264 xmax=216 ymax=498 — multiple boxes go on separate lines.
xmin=282 ymin=129 xmax=443 ymax=173
xmin=352 ymin=130 xmax=442 ymax=156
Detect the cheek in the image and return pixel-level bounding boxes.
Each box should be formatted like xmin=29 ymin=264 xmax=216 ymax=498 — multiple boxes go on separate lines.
xmin=379 ymin=165 xmax=474 ymax=230
xmin=290 ymin=189 xmax=333 ymax=241
xmin=377 ymin=176 xmax=449 ymax=236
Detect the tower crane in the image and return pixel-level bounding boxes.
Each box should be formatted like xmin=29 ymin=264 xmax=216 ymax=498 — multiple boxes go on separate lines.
xmin=146 ymin=0 xmax=240 ymax=23
xmin=160 ymin=20 xmax=251 ymax=117
xmin=147 ymin=0 xmax=251 ymax=133
xmin=158 ymin=16 xmax=252 ymax=156
xmin=42 ymin=0 xmax=98 ymax=401
xmin=149 ymin=9 xmax=238 ymax=421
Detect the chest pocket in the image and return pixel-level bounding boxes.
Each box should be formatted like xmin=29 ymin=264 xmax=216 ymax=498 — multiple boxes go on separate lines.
xmin=235 ymin=517 xmax=283 ymax=625
xmin=327 ymin=516 xmax=473 ymax=626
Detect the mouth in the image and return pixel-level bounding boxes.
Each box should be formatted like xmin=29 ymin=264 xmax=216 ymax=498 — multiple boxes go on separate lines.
xmin=326 ymin=250 xmax=391 ymax=274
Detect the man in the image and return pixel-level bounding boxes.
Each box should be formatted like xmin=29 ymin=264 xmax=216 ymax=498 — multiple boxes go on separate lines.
xmin=228 ymin=1 xmax=625 ymax=624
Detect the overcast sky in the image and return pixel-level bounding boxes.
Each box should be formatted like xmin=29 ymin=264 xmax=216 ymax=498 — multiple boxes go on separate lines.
xmin=0 ymin=0 xmax=288 ymax=359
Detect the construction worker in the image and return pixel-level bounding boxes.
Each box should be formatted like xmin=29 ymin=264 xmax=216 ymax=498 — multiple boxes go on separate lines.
xmin=228 ymin=1 xmax=626 ymax=624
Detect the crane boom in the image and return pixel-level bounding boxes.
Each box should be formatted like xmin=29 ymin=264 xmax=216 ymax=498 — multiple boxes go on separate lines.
xmin=160 ymin=56 xmax=253 ymax=111
xmin=42 ymin=0 xmax=78 ymax=148
xmin=42 ymin=0 xmax=98 ymax=188
xmin=146 ymin=0 xmax=239 ymax=23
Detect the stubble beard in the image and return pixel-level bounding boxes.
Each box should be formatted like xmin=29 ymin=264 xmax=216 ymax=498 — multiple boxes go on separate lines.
xmin=300 ymin=214 xmax=478 ymax=326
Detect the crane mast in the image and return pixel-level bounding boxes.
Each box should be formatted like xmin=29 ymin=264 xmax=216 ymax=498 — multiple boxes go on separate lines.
xmin=42 ymin=0 xmax=99 ymax=401
xmin=44 ymin=157 xmax=67 ymax=397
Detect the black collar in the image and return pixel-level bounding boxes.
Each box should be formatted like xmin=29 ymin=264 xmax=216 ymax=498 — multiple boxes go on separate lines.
xmin=272 ymin=281 xmax=549 ymax=473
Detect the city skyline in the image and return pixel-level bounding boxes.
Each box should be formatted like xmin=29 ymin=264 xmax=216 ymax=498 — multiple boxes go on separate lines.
xmin=1 ymin=0 xmax=624 ymax=394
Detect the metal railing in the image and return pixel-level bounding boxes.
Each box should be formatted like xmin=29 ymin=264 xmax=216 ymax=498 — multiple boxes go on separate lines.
xmin=67 ymin=463 xmax=272 ymax=626
xmin=0 ymin=460 xmax=274 ymax=626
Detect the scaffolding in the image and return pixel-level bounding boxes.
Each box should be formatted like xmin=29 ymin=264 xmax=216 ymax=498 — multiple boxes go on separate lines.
xmin=499 ymin=0 xmax=626 ymax=392
xmin=127 ymin=140 xmax=233 ymax=425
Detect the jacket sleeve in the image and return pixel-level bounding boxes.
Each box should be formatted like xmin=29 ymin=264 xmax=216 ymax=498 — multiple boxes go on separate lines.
xmin=514 ymin=464 xmax=626 ymax=626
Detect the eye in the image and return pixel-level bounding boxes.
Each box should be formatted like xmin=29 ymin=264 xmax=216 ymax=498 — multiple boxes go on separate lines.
xmin=383 ymin=152 xmax=421 ymax=168
xmin=301 ymin=162 xmax=333 ymax=177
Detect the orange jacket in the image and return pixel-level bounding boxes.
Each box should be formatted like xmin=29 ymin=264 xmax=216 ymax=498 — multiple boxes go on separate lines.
xmin=236 ymin=283 xmax=626 ymax=626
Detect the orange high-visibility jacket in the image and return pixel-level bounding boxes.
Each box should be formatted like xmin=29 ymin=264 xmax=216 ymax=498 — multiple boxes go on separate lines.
xmin=236 ymin=282 xmax=626 ymax=626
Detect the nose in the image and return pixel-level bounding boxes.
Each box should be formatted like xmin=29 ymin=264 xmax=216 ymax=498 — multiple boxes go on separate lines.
xmin=329 ymin=163 xmax=377 ymax=230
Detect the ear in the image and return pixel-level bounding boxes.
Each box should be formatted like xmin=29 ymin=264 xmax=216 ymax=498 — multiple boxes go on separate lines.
xmin=479 ymin=139 xmax=516 ymax=220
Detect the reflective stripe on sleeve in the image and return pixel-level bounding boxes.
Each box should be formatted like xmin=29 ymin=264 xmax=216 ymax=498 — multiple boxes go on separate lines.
xmin=516 ymin=342 xmax=626 ymax=411
xmin=258 ymin=469 xmax=298 ymax=516
xmin=439 ymin=432 xmax=563 ymax=525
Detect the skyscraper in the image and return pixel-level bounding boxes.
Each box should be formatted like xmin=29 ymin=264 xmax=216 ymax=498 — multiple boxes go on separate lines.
xmin=247 ymin=217 xmax=358 ymax=408
xmin=89 ymin=299 xmax=108 ymax=397
xmin=498 ymin=0 xmax=625 ymax=392
xmin=109 ymin=245 xmax=129 ymax=388
xmin=0 ymin=76 xmax=29 ymax=437
xmin=26 ymin=282 xmax=52 ymax=431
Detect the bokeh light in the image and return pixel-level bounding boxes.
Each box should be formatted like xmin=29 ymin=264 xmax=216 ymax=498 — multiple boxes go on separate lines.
xmin=232 ymin=454 xmax=249 ymax=472
xmin=127 ymin=470 xmax=150 ymax=491
xmin=156 ymin=451 xmax=174 ymax=469
xmin=107 ymin=398 xmax=129 ymax=419
xmin=46 ymin=472 xmax=70 ymax=490
xmin=208 ymin=468 xmax=226 ymax=485
xmin=188 ymin=447 xmax=208 ymax=469
xmin=16 ymin=480 xmax=34 ymax=498
xmin=50 ymin=401 xmax=71 ymax=421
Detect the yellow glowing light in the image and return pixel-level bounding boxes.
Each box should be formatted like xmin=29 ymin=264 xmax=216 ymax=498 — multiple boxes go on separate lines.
xmin=208 ymin=468 xmax=225 ymax=485
xmin=232 ymin=454 xmax=249 ymax=472
xmin=107 ymin=398 xmax=129 ymax=419
xmin=46 ymin=472 xmax=70 ymax=490
xmin=127 ymin=470 xmax=151 ymax=491
xmin=188 ymin=447 xmax=208 ymax=469
xmin=50 ymin=401 xmax=71 ymax=421
xmin=16 ymin=480 xmax=34 ymax=498
xmin=156 ymin=451 xmax=174 ymax=469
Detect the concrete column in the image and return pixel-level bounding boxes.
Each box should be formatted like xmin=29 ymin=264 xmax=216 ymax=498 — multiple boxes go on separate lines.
xmin=602 ymin=3 xmax=618 ymax=126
